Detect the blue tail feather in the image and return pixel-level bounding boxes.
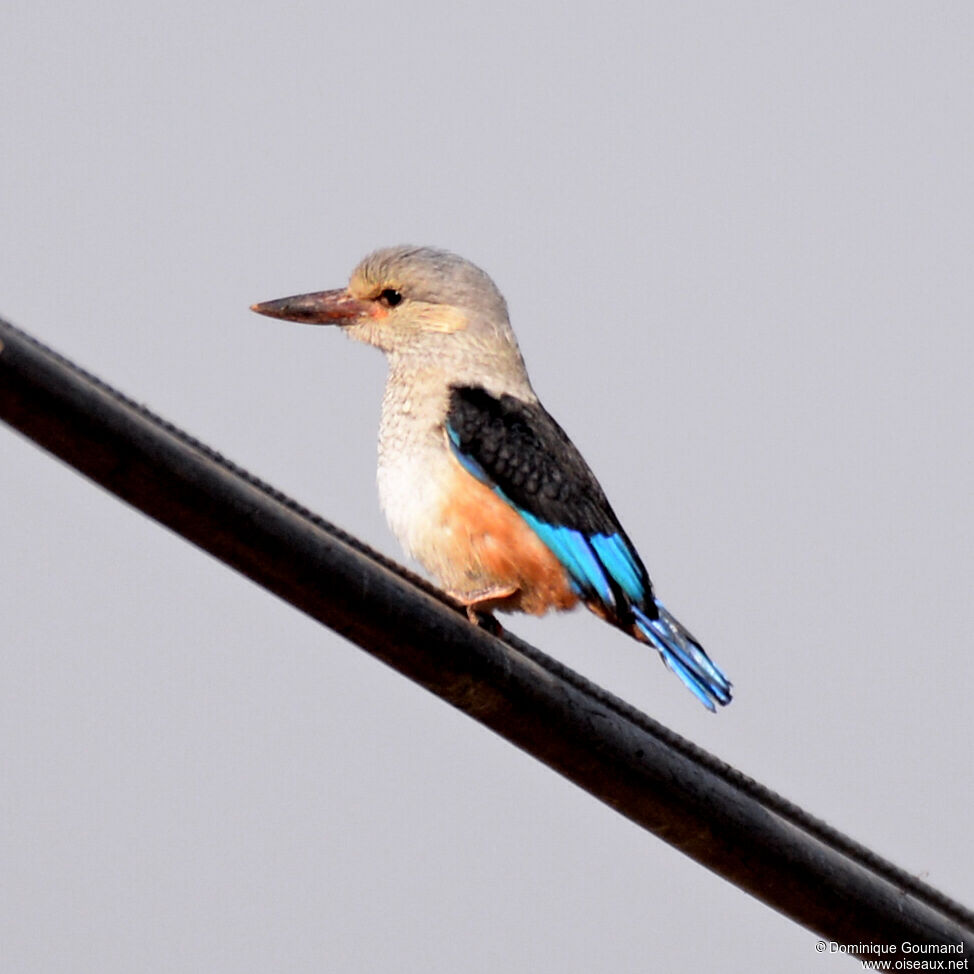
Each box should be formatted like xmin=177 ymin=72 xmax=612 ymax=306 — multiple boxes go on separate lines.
xmin=632 ymin=603 xmax=732 ymax=711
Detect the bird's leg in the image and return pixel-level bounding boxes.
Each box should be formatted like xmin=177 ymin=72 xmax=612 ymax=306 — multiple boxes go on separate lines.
xmin=468 ymin=608 xmax=504 ymax=636
xmin=447 ymin=585 xmax=518 ymax=636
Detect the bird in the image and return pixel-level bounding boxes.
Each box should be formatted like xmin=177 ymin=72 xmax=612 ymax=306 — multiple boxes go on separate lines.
xmin=251 ymin=246 xmax=731 ymax=710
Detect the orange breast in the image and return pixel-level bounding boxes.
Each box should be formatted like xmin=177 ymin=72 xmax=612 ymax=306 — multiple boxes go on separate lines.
xmin=437 ymin=459 xmax=579 ymax=615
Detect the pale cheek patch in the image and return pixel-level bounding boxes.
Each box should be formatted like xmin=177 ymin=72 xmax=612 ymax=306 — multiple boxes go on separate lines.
xmin=412 ymin=302 xmax=468 ymax=334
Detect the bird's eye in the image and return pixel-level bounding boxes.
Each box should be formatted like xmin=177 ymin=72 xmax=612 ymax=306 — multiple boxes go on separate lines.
xmin=379 ymin=288 xmax=403 ymax=308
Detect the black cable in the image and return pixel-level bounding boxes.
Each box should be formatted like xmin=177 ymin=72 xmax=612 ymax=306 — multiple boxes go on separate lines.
xmin=1 ymin=316 xmax=971 ymax=963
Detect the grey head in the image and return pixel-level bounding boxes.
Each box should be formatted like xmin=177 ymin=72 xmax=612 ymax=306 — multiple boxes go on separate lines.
xmin=251 ymin=245 xmax=534 ymax=394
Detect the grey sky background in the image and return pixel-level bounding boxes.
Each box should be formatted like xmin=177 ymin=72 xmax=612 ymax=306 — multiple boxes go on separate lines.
xmin=2 ymin=2 xmax=972 ymax=971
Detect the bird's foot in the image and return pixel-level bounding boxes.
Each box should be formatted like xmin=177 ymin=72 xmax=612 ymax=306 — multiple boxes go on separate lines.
xmin=447 ymin=585 xmax=517 ymax=636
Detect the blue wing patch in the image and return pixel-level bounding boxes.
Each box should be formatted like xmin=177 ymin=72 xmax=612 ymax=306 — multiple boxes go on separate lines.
xmin=518 ymin=514 xmax=615 ymax=605
xmin=590 ymin=533 xmax=645 ymax=602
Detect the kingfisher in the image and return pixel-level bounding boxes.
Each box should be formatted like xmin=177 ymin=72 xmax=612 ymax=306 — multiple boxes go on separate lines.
xmin=251 ymin=246 xmax=731 ymax=710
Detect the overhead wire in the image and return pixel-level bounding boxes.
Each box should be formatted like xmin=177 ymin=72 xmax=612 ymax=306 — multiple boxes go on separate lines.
xmin=1 ymin=316 xmax=971 ymax=963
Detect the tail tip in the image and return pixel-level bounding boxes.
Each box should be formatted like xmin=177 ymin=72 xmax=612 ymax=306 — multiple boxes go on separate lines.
xmin=632 ymin=604 xmax=732 ymax=711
